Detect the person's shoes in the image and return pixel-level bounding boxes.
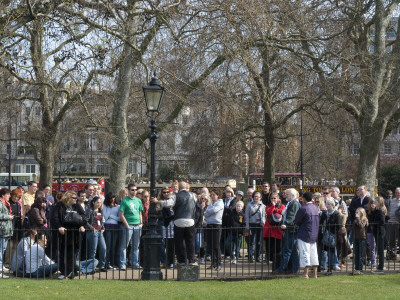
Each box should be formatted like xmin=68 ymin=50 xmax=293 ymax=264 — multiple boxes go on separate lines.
xmin=352 ymin=270 xmax=362 ymax=275
xmin=67 ymin=272 xmax=75 ymax=279
xmin=339 ymin=263 xmax=345 ymax=268
xmin=200 ymin=258 xmax=205 ymax=264
xmin=332 ymin=266 xmax=341 ymax=271
xmin=178 ymin=263 xmax=186 ymax=266
xmin=107 ymin=265 xmax=116 ymax=270
xmin=249 ymin=258 xmax=254 ymax=263
xmin=190 ymin=262 xmax=198 ymax=266
xmin=100 ymin=268 xmax=107 ymax=272
xmin=207 ymin=265 xmax=214 ymax=270
xmin=119 ymin=266 xmax=126 ymax=271
xmin=231 ymin=259 xmax=237 ymax=264
xmin=133 ymin=265 xmax=142 ymax=270
xmin=372 ymin=269 xmax=384 ymax=274
xmin=366 ymin=261 xmax=371 ymax=266
xmin=206 ymin=256 xmax=211 ymax=261
xmin=160 ymin=263 xmax=167 ymax=268
xmin=57 ymin=274 xmax=65 ymax=280
xmin=0 ymin=272 xmax=9 ymax=279
xmin=1 ymin=266 xmax=9 ymax=272
xmin=215 ymin=265 xmax=222 ymax=271
xmin=325 ymin=272 xmax=333 ymax=276
xmin=169 ymin=264 xmax=174 ymax=269
xmin=256 ymin=257 xmax=262 ymax=263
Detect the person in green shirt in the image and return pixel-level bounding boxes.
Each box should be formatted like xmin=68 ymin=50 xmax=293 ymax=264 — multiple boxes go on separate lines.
xmin=119 ymin=183 xmax=143 ymax=270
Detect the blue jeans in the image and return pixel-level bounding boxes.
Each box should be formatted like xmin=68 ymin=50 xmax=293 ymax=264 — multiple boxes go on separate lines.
xmin=195 ymin=231 xmax=203 ymax=253
xmin=78 ymin=258 xmax=98 ymax=274
xmin=354 ymin=238 xmax=366 ymax=271
xmin=119 ymin=224 xmax=141 ymax=268
xmin=248 ymin=224 xmax=263 ymax=260
xmin=105 ymin=225 xmax=119 ymax=267
xmin=0 ymin=237 xmax=8 ymax=270
xmin=30 ymin=263 xmax=58 ymax=277
xmin=277 ymin=231 xmax=299 ymax=273
xmin=318 ymin=244 xmax=328 ymax=269
xmin=87 ymin=231 xmax=106 ymax=269
xmin=225 ymin=232 xmax=242 ymax=259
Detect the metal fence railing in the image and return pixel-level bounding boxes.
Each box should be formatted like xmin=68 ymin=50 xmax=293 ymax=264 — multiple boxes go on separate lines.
xmin=1 ymin=223 xmax=399 ymax=280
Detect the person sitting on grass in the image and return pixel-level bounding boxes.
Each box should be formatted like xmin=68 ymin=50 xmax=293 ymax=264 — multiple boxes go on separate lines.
xmin=25 ymin=232 xmax=58 ymax=278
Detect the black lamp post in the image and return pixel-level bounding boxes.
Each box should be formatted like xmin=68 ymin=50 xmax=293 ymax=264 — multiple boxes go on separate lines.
xmin=141 ymin=72 xmax=164 ymax=281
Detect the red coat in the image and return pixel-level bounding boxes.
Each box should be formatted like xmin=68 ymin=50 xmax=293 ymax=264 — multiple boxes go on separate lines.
xmin=263 ymin=203 xmax=285 ymax=239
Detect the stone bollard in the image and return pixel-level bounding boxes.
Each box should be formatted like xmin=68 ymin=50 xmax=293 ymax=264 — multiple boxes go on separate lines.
xmin=177 ymin=265 xmax=199 ymax=281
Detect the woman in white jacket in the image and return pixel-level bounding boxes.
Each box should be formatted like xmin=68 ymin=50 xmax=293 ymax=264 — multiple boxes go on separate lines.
xmin=204 ymin=189 xmax=224 ymax=271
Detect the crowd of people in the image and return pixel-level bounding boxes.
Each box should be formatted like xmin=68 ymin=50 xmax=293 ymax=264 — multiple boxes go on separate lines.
xmin=0 ymin=179 xmax=399 ymax=280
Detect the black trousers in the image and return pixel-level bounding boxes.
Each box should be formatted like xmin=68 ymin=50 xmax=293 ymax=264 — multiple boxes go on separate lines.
xmin=207 ymin=224 xmax=222 ymax=267
xmin=174 ymin=225 xmax=196 ymax=264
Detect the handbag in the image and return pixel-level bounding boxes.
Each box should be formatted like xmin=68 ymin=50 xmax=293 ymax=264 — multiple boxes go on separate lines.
xmin=322 ymin=229 xmax=336 ymax=248
xmin=269 ymin=212 xmax=282 ymax=226
xmin=63 ymin=211 xmax=84 ymax=226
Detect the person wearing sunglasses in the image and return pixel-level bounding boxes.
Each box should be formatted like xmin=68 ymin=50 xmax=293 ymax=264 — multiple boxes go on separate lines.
xmin=152 ymin=181 xmax=197 ymax=266
xmin=119 ymin=183 xmax=143 ymax=270
xmin=50 ymin=191 xmax=86 ymax=279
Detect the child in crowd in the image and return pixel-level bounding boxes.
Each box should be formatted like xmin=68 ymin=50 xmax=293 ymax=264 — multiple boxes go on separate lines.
xmin=352 ymin=207 xmax=368 ymax=275
xmin=226 ymin=200 xmax=246 ymax=264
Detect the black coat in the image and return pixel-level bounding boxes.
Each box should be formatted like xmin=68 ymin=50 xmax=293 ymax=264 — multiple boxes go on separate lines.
xmin=371 ymin=209 xmax=386 ymax=237
xmin=50 ymin=201 xmax=87 ymax=245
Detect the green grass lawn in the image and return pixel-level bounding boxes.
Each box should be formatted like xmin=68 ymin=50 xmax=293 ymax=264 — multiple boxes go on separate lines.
xmin=3 ymin=274 xmax=400 ymax=299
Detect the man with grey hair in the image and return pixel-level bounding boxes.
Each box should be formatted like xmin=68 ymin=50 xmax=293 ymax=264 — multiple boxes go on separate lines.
xmin=387 ymin=187 xmax=400 ymax=260
xmin=331 ymin=186 xmax=347 ymax=215
xmin=274 ymin=188 xmax=301 ymax=274
xmin=247 ymin=188 xmax=254 ymax=204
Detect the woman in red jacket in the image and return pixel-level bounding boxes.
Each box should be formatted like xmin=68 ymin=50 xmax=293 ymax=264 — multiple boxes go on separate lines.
xmin=263 ymin=192 xmax=285 ymax=269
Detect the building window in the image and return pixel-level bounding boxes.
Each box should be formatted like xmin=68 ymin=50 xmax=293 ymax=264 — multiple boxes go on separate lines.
xmin=15 ymin=165 xmax=21 ymax=173
xmin=384 ymin=143 xmax=392 ymax=155
xmin=26 ymin=165 xmax=36 ymax=173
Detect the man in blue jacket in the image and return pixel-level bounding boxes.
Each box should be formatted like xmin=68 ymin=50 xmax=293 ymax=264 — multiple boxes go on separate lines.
xmin=274 ymin=188 xmax=301 ymax=274
xmin=295 ymin=192 xmax=319 ymax=278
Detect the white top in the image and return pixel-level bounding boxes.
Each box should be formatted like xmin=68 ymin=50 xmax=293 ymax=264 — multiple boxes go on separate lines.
xmin=103 ymin=205 xmax=121 ymax=225
xmin=25 ymin=243 xmax=52 ymax=273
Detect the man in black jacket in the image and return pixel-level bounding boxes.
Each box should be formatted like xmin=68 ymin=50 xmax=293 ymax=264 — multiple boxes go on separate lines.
xmin=154 ymin=181 xmax=197 ymax=265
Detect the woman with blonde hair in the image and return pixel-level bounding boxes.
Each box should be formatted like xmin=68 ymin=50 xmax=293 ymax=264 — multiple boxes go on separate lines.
xmin=352 ymin=207 xmax=368 ymax=275
xmin=50 ymin=191 xmax=86 ymax=279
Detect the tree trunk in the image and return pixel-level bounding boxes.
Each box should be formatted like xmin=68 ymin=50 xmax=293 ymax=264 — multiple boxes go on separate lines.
xmin=357 ymin=121 xmax=385 ymax=196
xmin=39 ymin=133 xmax=56 ymax=189
xmin=108 ymin=2 xmax=139 ymax=194
xmin=263 ymin=114 xmax=275 ymax=185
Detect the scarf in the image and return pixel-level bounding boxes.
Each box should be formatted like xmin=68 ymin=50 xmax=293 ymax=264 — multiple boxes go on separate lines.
xmin=0 ymin=197 xmax=11 ymax=214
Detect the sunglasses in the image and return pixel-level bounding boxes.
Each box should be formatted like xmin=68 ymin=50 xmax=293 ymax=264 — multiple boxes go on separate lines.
xmin=323 ymin=192 xmax=329 ymax=195
xmin=71 ymin=197 xmax=78 ymax=200
xmin=163 ymin=191 xmax=169 ymax=194
xmin=200 ymin=198 xmax=206 ymax=201
xmin=130 ymin=189 xmax=137 ymax=191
